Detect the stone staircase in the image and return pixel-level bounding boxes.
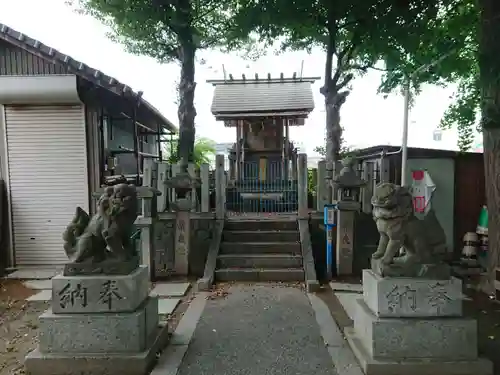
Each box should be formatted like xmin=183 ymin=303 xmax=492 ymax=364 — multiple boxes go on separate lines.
xmin=215 ymin=220 xmax=305 ymax=282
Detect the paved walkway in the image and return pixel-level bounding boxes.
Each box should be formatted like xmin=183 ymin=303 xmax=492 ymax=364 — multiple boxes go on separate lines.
xmin=154 ymin=284 xmax=363 ymax=375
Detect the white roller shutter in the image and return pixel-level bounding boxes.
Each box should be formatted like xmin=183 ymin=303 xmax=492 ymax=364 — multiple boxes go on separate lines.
xmin=5 ymin=105 xmax=89 ymax=266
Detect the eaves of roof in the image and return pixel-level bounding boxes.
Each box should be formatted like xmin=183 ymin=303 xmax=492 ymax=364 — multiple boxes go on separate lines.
xmin=209 ymin=79 xmax=317 ymax=115
xmin=0 ymin=23 xmax=177 ymax=133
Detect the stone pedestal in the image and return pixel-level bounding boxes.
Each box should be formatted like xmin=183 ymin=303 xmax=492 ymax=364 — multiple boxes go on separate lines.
xmin=175 ymin=210 xmax=190 ymax=275
xmin=336 ymin=209 xmax=355 ymax=275
xmin=344 ymin=269 xmax=493 ymax=375
xmin=25 ymin=266 xmax=169 ymax=375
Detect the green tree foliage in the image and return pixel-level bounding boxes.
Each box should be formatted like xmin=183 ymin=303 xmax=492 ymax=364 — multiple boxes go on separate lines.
xmin=70 ymin=0 xmax=250 ymax=172
xmin=372 ymin=0 xmax=500 ymax=290
xmin=163 ymin=137 xmax=216 ymax=167
xmin=372 ymin=0 xmax=479 ymax=152
xmin=313 ymin=127 xmax=355 ymax=158
xmin=230 ymin=0 xmax=444 ymax=205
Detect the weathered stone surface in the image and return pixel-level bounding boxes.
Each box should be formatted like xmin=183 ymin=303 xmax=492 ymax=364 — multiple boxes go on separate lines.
xmin=63 ymin=257 xmax=140 ymax=276
xmin=336 ymin=211 xmax=355 ymax=276
xmin=158 ymin=298 xmax=181 ymax=315
xmin=175 ymin=211 xmax=190 ymax=275
xmin=51 ymin=265 xmax=149 ymax=314
xmin=370 ymin=183 xmax=448 ymax=278
xmin=150 ymin=282 xmax=190 ymax=298
xmin=371 ymin=258 xmax=451 ymax=279
xmin=62 ymin=184 xmax=139 ymax=273
xmin=354 ymin=299 xmax=477 ymax=360
xmin=24 ymin=323 xmax=170 ymax=375
xmin=154 ymin=220 xmax=175 ymax=278
xmin=38 ymin=297 xmax=158 ymax=354
xmin=363 ymin=269 xmax=462 ymax=317
xmin=344 ymin=327 xmax=493 ymax=375
xmin=26 ymin=290 xmax=52 ymax=302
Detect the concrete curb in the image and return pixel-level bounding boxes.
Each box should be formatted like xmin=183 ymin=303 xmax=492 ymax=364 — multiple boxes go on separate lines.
xmin=298 ymin=219 xmax=321 ymax=293
xmin=308 ymin=293 xmax=364 ymax=375
xmin=151 ymin=292 xmax=208 ymax=375
xmin=196 ymin=220 xmax=224 ymax=291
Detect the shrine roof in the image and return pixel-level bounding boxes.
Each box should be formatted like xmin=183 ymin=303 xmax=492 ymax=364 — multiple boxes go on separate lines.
xmin=207 ymin=75 xmax=319 ymax=119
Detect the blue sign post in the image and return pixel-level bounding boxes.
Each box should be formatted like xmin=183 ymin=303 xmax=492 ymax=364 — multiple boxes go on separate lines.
xmin=324 ymin=204 xmax=337 ymax=280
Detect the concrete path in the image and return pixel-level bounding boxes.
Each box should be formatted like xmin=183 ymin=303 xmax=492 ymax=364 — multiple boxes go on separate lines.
xmin=154 ymin=284 xmax=363 ymax=375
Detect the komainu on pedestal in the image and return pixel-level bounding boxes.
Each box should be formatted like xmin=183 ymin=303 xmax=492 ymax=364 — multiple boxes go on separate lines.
xmin=24 ymin=184 xmax=170 ymax=375
xmin=344 ymin=182 xmax=493 ymax=375
xmin=370 ymin=182 xmax=449 ymax=278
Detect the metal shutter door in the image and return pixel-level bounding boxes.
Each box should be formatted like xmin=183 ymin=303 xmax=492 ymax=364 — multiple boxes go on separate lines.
xmin=5 ymin=105 xmax=89 ymax=266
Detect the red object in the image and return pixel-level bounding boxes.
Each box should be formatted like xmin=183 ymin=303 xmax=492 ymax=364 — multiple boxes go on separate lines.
xmin=412 ymin=170 xmax=424 ymax=180
xmin=413 ymin=196 xmax=425 ymax=213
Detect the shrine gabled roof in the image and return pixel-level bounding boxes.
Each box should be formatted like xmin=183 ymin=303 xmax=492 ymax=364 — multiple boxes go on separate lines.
xmin=207 ymin=76 xmax=319 ymax=119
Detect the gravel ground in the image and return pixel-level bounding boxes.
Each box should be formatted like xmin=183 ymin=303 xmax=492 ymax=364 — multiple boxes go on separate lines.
xmin=178 ymin=283 xmax=337 ymax=375
xmin=0 ymin=278 xmax=196 ymax=375
xmin=0 ymin=280 xmax=49 ymax=375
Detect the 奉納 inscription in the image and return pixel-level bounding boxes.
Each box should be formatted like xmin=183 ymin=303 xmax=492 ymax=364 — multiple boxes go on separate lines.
xmin=386 ymin=285 xmax=417 ymax=312
xmin=427 ymin=282 xmax=452 ymax=313
xmin=98 ymin=280 xmax=123 ymax=310
xmin=58 ymin=283 xmax=88 ymax=309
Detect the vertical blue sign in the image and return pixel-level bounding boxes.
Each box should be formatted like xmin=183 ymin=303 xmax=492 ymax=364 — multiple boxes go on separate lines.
xmin=324 ymin=204 xmax=337 ymax=280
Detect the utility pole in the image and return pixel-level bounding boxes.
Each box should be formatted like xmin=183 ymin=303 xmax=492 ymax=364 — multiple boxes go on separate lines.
xmin=400 ymin=50 xmax=455 ymax=186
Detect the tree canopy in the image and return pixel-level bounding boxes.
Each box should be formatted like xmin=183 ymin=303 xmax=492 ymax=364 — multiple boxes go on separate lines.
xmin=163 ymin=137 xmax=216 ymax=167
xmin=71 ymin=0 xmax=243 ymax=63
xmin=70 ymin=0 xmax=252 ymax=173
xmin=372 ymin=0 xmax=479 ymax=151
xmin=369 ymin=0 xmax=500 ymax=290
xmin=230 ymin=0 xmax=447 ymax=204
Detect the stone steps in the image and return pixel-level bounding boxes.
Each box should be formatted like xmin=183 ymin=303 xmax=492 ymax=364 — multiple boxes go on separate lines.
xmin=215 ymin=220 xmax=304 ymax=282
xmin=223 ymin=230 xmax=300 ymax=242
xmin=224 ymin=220 xmax=298 ymax=232
xmin=215 ymin=268 xmax=305 ymax=282
xmin=219 ymin=241 xmax=301 ymax=255
xmin=217 ymin=254 xmax=303 ymax=269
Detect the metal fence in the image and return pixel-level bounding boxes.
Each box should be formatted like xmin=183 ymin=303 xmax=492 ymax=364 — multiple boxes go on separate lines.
xmin=226 ymin=161 xmax=299 ymax=214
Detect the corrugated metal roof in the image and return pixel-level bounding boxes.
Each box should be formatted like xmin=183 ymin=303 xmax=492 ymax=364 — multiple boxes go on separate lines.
xmin=0 ymin=23 xmax=177 ymax=132
xmin=210 ymin=80 xmax=316 ymax=115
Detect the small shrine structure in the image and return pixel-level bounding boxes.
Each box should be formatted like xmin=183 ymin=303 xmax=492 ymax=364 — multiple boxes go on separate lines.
xmin=207 ymin=72 xmax=318 ymax=213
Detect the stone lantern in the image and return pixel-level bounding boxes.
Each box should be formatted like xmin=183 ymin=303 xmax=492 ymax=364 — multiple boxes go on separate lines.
xmin=332 ymin=157 xmax=366 ymax=275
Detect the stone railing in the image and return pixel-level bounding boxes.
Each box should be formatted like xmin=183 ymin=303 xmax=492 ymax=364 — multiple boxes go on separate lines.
xmin=93 ymin=153 xmax=308 ymax=281
xmin=136 ymin=156 xmax=226 ymax=281
xmin=313 ymin=158 xmax=391 ymax=214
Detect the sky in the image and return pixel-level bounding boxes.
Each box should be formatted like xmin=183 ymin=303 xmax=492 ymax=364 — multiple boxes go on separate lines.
xmin=0 ymin=0 xmax=483 ymax=155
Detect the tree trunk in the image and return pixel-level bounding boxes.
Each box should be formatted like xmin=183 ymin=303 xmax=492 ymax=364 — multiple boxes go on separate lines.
xmin=483 ymin=129 xmax=500 ymax=292
xmin=177 ymin=40 xmax=196 ymax=173
xmin=323 ymin=87 xmax=349 ymax=202
xmin=478 ymin=0 xmax=500 ymax=293
xmin=325 ymin=90 xmax=349 ymax=163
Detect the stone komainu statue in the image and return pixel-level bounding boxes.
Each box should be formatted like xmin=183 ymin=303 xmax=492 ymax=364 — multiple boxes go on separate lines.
xmin=62 ymin=183 xmax=138 ymax=264
xmin=370 ymin=182 xmax=448 ymax=278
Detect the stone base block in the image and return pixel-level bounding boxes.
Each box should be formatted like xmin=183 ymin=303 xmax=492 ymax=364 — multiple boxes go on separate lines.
xmin=355 ymin=298 xmax=477 ymax=360
xmin=345 ymin=327 xmax=492 ymax=375
xmin=51 ymin=265 xmax=149 ymax=314
xmin=25 ymin=323 xmax=170 ymax=375
xmin=52 ymin=266 xmax=149 ymax=314
xmin=363 ymin=269 xmax=462 ymax=317
xmin=63 ymin=256 xmax=140 ymax=276
xmin=39 ymin=297 xmax=158 ymax=354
